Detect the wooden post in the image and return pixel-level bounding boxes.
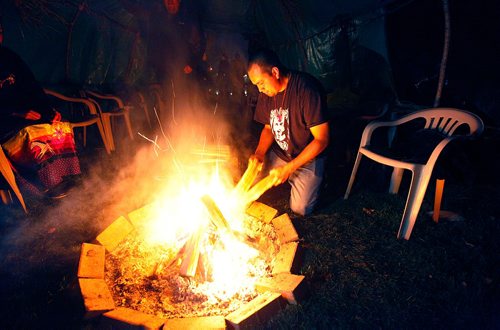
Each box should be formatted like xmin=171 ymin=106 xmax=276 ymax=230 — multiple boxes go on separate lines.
xmin=433 ymin=179 xmax=445 ymax=223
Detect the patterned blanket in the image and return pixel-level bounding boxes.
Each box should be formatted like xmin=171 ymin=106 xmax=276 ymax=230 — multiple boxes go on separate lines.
xmin=3 ymin=122 xmax=81 ymax=190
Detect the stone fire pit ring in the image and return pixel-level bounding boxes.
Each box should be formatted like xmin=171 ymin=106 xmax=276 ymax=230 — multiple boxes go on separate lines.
xmin=77 ymin=201 xmax=306 ymax=329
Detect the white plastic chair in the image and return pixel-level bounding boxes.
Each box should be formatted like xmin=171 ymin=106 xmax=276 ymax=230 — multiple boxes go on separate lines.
xmin=344 ymin=108 xmax=484 ymax=239
xmin=44 ymin=88 xmax=111 ymax=154
xmin=0 ymin=145 xmax=27 ymax=213
xmin=84 ymin=90 xmax=134 ymax=151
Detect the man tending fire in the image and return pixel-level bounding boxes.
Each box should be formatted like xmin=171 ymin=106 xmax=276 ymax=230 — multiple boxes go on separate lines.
xmin=247 ymin=48 xmax=330 ymax=216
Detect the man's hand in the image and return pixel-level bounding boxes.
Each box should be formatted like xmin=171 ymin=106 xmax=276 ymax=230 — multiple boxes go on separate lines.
xmin=269 ymin=162 xmax=295 ymax=185
xmin=253 ymin=125 xmax=274 ymax=162
xmin=249 ymin=153 xmax=264 ymax=164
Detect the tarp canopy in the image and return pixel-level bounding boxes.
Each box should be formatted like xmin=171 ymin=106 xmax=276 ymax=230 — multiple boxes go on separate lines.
xmin=1 ymin=0 xmax=397 ymax=108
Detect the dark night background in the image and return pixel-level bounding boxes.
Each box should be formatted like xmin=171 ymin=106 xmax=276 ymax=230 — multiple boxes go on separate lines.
xmin=1 ymin=0 xmax=499 ymax=328
xmin=387 ymin=0 xmax=500 ymax=125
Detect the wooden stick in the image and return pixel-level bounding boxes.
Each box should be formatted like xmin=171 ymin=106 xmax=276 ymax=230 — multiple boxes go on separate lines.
xmin=197 ymin=252 xmax=213 ymax=282
xmin=242 ymin=174 xmax=278 ymax=206
xmin=201 ymin=195 xmax=231 ymax=232
xmin=150 ymin=241 xmax=186 ymax=276
xmin=201 ymin=195 xmax=259 ymax=249
xmin=235 ymin=158 xmax=263 ymax=193
xmin=179 ymin=226 xmax=205 ymax=277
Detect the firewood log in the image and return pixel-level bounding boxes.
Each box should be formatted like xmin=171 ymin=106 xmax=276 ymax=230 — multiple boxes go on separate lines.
xmin=201 ymin=194 xmax=259 ymax=249
xmin=150 ymin=241 xmax=187 ymax=276
xmin=235 ymin=158 xmax=263 ymax=193
xmin=201 ymin=195 xmax=231 ymax=232
xmin=179 ymin=226 xmax=205 ymax=277
xmin=196 ymin=252 xmax=213 ymax=282
xmin=241 ymin=174 xmax=278 ymax=206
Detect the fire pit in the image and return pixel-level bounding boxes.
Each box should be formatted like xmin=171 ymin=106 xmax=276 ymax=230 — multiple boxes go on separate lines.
xmin=78 ymin=201 xmax=306 ymax=329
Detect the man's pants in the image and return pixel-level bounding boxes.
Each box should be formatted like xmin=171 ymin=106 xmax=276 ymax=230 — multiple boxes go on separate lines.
xmin=264 ymin=150 xmax=325 ymax=216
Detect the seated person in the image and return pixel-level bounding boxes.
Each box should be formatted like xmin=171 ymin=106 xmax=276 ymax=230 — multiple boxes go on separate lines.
xmin=0 ymin=44 xmax=81 ymax=198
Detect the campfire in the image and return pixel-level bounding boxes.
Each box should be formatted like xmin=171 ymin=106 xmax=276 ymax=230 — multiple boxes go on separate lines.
xmin=77 ymin=146 xmax=306 ymax=328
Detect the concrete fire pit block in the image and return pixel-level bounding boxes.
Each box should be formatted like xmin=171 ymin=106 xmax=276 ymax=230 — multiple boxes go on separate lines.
xmin=272 ymin=241 xmax=300 ymax=275
xmin=78 ymin=243 xmax=105 ymax=279
xmin=102 ymin=307 xmax=165 ymax=329
xmin=225 ymin=291 xmax=282 ymax=329
xmin=95 ymin=216 xmax=134 ymax=253
xmin=271 ymin=214 xmax=299 ymax=244
xmin=164 ymin=315 xmax=226 ymax=329
xmin=255 ymin=273 xmax=307 ymax=305
xmin=78 ymin=278 xmax=115 ymax=319
xmin=245 ymin=202 xmax=278 ymax=224
xmin=127 ymin=202 xmax=157 ymax=228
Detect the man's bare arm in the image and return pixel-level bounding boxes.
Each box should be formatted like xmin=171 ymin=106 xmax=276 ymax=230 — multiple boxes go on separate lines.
xmin=252 ymin=124 xmax=274 ymax=162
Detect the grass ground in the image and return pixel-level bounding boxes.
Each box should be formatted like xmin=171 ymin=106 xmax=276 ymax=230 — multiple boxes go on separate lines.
xmin=0 ymin=126 xmax=499 ymax=329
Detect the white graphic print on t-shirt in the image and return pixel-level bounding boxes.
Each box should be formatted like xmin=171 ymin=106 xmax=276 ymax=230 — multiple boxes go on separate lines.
xmin=270 ymin=107 xmax=289 ymax=151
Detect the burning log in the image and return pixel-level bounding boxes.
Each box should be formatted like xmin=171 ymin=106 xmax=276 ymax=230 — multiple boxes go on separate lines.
xmin=150 ymin=243 xmax=185 ymax=277
xmin=200 ymin=195 xmax=231 ymax=232
xmin=196 ymin=250 xmax=213 ymax=282
xmin=151 ymin=234 xmax=202 ymax=279
xmin=153 ymin=194 xmax=247 ymax=280
xmin=179 ymin=225 xmax=206 ymax=277
xmin=201 ymin=194 xmax=258 ymax=248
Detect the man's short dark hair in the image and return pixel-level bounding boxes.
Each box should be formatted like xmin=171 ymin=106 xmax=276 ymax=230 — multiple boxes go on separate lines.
xmin=248 ymin=48 xmax=289 ymax=76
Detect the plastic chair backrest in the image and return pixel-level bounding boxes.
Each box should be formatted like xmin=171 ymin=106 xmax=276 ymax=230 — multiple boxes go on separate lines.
xmin=391 ymin=108 xmax=484 ymax=137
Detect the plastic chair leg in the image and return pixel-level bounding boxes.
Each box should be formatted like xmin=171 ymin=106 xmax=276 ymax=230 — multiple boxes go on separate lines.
xmin=389 ymin=167 xmax=404 ymax=194
xmin=101 ymin=115 xmax=115 ymax=151
xmin=344 ymin=152 xmax=363 ymax=199
xmin=0 ymin=148 xmax=27 ymax=213
xmin=1 ymin=190 xmax=12 ymax=204
xmin=96 ymin=119 xmax=112 ymax=154
xmin=83 ymin=126 xmax=87 ymax=147
xmin=124 ymin=112 xmax=134 ymax=140
xmin=138 ymin=93 xmax=152 ymax=128
xmin=397 ymin=167 xmax=432 ymax=240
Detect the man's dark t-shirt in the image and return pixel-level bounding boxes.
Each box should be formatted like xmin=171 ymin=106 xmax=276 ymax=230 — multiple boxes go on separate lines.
xmin=254 ymin=71 xmax=328 ymax=162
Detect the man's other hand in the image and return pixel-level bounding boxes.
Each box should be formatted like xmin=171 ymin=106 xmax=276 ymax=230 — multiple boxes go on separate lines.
xmin=269 ymin=163 xmax=294 ymax=185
